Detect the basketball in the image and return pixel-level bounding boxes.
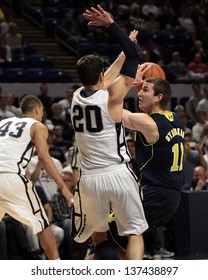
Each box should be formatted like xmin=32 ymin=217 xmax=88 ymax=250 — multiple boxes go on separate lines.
xmin=134 ymin=62 xmax=166 ymax=91
xmin=143 ymin=62 xmax=166 ymax=80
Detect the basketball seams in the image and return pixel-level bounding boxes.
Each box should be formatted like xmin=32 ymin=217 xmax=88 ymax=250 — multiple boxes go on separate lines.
xmin=144 ymin=63 xmax=165 ymax=79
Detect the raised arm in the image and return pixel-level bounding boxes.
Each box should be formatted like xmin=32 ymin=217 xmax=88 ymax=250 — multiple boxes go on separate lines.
xmin=83 ymin=5 xmax=143 ymax=121
xmin=104 ymin=30 xmax=139 ymax=89
xmin=83 ymin=5 xmax=142 ymax=79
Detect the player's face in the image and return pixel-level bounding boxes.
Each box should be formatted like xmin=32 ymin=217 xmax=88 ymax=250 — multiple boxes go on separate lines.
xmin=137 ymin=82 xmax=156 ymax=113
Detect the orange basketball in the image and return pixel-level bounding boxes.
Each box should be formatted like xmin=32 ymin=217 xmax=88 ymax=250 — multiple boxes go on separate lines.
xmin=143 ymin=62 xmax=166 ymax=80
xmin=134 ymin=62 xmax=166 ymax=91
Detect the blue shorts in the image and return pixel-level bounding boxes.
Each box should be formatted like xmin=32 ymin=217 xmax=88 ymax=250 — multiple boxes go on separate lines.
xmin=142 ymin=185 xmax=181 ymax=229
xmin=108 ymin=185 xmax=181 ymax=251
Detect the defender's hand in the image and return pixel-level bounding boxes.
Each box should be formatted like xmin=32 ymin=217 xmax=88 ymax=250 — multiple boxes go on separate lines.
xmin=83 ymin=4 xmax=114 ymax=27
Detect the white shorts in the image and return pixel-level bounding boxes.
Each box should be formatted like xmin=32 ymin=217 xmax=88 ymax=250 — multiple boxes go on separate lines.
xmin=73 ymin=164 xmax=148 ymax=243
xmin=0 ymin=173 xmax=49 ymax=234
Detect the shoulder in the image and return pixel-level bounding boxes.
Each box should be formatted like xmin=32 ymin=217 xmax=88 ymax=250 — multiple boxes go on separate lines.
xmin=13 ymin=117 xmax=39 ymax=129
xmin=150 ymin=112 xmax=172 ymax=122
xmin=31 ymin=121 xmax=48 ymax=138
xmin=32 ymin=121 xmax=46 ymax=131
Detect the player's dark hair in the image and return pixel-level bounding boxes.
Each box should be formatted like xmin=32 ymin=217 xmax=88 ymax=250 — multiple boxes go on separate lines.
xmin=76 ymin=54 xmax=104 ymax=86
xmin=20 ymin=95 xmax=42 ymax=113
xmin=146 ymin=77 xmax=172 ymax=109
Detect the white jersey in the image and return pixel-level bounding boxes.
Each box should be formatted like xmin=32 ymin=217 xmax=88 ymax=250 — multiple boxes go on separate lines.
xmin=0 ymin=117 xmax=38 ymax=175
xmin=71 ymin=87 xmax=131 ymax=170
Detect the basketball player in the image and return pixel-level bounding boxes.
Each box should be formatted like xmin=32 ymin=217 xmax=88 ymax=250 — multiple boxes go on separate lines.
xmin=0 ymin=95 xmax=74 ymax=260
xmin=118 ymin=76 xmax=185 ymax=256
xmin=71 ymin=5 xmax=148 ymax=260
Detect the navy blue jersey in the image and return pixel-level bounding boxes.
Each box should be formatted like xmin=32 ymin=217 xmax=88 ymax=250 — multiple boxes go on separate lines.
xmin=135 ymin=111 xmax=185 ymax=190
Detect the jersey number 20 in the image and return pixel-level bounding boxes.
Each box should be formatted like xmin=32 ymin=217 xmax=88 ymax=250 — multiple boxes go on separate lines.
xmin=72 ymin=105 xmax=103 ymax=132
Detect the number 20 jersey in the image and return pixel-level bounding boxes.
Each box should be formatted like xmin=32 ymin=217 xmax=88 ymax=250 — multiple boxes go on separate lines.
xmin=0 ymin=117 xmax=38 ymax=175
xmin=71 ymin=88 xmax=131 ymax=170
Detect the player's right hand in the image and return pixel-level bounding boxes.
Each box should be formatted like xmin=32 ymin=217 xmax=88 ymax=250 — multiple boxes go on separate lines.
xmin=133 ymin=62 xmax=152 ymax=90
xmin=61 ymin=187 xmax=74 ymax=207
xmin=83 ymin=4 xmax=114 ymax=28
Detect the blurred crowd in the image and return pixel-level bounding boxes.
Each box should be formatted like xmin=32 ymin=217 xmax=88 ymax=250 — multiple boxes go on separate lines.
xmin=0 ymin=0 xmax=208 ymax=83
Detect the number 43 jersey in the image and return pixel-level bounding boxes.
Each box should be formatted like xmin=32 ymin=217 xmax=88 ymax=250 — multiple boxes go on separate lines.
xmin=71 ymin=88 xmax=131 ymax=170
xmin=0 ymin=117 xmax=38 ymax=174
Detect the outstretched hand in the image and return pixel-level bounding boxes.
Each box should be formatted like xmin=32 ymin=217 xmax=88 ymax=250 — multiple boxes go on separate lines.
xmin=83 ymin=4 xmax=114 ymax=28
xmin=133 ymin=62 xmax=152 ymax=90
